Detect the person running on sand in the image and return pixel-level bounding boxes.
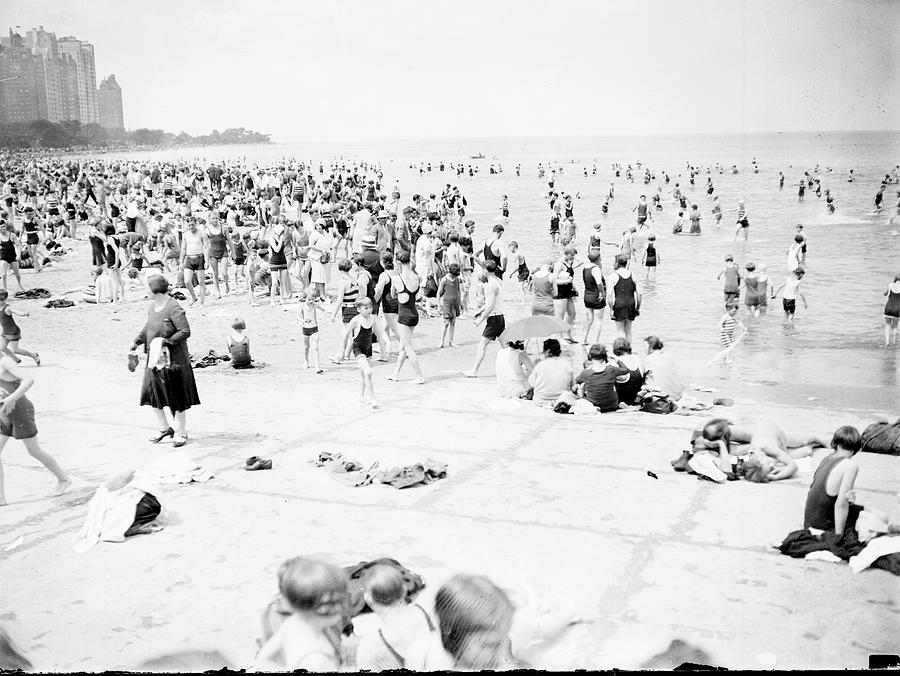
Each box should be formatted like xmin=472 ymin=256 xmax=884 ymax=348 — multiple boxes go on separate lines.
xmin=464 ymin=260 xmax=506 ymax=378
xmin=0 ymin=288 xmax=37 ymax=366
xmin=0 ymin=354 xmax=70 ymax=506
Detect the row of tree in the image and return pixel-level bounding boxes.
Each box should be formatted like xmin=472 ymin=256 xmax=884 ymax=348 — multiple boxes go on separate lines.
xmin=0 ymin=120 xmax=271 ymax=150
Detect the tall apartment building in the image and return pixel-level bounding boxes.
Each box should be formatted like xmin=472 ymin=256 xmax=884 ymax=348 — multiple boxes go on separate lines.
xmin=25 ymin=25 xmax=62 ymax=122
xmin=98 ymin=74 xmax=124 ymax=129
xmin=0 ymin=30 xmax=43 ymax=123
xmin=57 ymin=36 xmax=99 ymax=124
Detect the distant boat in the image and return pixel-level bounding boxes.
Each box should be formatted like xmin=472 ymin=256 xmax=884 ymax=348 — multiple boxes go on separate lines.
xmin=470 ymin=153 xmax=485 ymax=159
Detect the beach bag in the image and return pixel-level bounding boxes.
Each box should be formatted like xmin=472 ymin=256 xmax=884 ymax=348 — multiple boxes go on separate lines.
xmin=319 ymin=250 xmax=331 ymax=264
xmin=861 ymin=420 xmax=900 ymax=456
xmin=641 ymin=395 xmax=675 ymax=415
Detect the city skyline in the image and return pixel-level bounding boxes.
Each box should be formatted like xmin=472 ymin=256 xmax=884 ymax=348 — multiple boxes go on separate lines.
xmin=0 ymin=24 xmax=123 ymax=129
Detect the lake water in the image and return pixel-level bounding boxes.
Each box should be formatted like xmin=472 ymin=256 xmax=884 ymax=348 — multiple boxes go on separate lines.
xmin=92 ymin=132 xmax=900 ymax=414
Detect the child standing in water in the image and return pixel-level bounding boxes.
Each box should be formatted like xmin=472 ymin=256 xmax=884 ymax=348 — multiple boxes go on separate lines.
xmin=299 ymin=291 xmax=325 ymax=373
xmin=713 ymin=303 xmax=744 ymax=364
xmin=0 ymin=291 xmax=39 ymax=365
xmin=226 ymin=318 xmax=252 ymax=369
xmin=717 ymin=255 xmax=741 ymax=308
xmin=772 ymin=268 xmax=807 ymax=322
xmin=643 ymin=234 xmax=659 ymax=280
xmin=507 ymin=241 xmax=531 ymax=301
xmin=437 ymin=263 xmax=462 ymax=349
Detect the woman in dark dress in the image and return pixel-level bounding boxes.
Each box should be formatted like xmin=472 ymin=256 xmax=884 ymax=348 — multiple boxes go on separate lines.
xmin=130 ymin=275 xmax=200 ymax=447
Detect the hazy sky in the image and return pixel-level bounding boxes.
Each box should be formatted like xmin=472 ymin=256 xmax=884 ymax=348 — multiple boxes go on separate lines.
xmin=6 ymin=0 xmax=899 ymax=141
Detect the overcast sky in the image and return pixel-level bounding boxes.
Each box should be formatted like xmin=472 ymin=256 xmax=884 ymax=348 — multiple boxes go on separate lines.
xmin=6 ymin=0 xmax=899 ymax=141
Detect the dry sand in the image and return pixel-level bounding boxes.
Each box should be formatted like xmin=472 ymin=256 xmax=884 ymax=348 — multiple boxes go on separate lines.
xmin=0 ymin=241 xmax=897 ymax=670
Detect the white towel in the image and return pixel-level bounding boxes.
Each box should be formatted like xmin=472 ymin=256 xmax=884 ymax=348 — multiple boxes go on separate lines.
xmin=848 ymin=536 xmax=900 ymax=573
xmin=147 ymin=337 xmax=170 ymax=370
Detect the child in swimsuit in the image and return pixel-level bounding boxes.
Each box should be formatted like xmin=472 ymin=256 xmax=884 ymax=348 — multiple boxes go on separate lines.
xmin=437 ymin=263 xmax=462 ymax=349
xmin=507 ymin=241 xmax=531 ymax=301
xmin=226 ymin=317 xmax=252 ymax=369
xmin=344 ymin=298 xmax=378 ymax=407
xmin=299 ymin=291 xmax=325 ymax=373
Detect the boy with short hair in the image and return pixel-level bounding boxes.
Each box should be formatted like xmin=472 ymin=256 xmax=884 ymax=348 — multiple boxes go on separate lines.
xmin=772 ymin=268 xmax=807 ymax=321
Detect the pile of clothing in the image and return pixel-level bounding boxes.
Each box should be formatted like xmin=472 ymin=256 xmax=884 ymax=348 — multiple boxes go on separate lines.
xmin=311 ymin=451 xmax=447 ymax=489
xmin=777 ymin=505 xmax=900 ymax=576
xmin=192 ymin=349 xmax=231 ymax=368
xmin=15 ymin=288 xmax=51 ymax=300
xmin=44 ymin=298 xmax=75 ymax=308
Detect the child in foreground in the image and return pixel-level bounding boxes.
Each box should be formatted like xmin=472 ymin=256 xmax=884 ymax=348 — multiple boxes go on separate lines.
xmin=355 ymin=564 xmax=436 ymax=670
xmin=255 ymin=557 xmax=349 ymax=672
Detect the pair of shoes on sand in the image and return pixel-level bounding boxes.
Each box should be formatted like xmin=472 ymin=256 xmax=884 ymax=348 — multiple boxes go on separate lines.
xmin=245 ymin=456 xmax=273 ymax=471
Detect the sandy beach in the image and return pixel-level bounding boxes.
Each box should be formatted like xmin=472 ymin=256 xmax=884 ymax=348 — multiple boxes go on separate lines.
xmin=0 ymin=240 xmax=897 ymax=670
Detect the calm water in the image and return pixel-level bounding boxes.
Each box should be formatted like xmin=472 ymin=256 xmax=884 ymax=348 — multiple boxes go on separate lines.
xmin=92 ymin=132 xmax=900 ymax=413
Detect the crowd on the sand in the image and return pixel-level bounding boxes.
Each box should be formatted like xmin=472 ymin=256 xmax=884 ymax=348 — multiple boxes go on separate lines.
xmin=0 ymin=153 xmax=899 ymax=670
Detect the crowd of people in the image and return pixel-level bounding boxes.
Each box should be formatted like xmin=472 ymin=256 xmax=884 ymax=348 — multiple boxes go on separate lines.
xmin=0 ymin=150 xmax=897 ymax=670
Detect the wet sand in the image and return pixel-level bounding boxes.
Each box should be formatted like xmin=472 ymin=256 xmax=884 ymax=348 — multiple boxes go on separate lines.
xmin=0 ymin=241 xmax=897 ymax=670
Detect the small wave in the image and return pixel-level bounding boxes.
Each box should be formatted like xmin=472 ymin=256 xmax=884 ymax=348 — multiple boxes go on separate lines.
xmin=800 ymin=214 xmax=873 ymax=226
